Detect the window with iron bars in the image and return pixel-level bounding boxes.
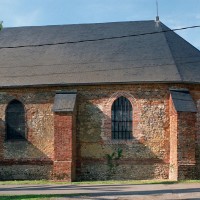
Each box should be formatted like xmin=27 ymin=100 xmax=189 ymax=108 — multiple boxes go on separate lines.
xmin=111 ymin=96 xmax=132 ymax=139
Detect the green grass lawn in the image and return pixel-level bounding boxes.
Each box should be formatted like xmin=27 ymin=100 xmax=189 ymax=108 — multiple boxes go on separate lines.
xmin=1 ymin=179 xmax=200 ymax=185
xmin=0 ymin=180 xmax=200 ymax=199
xmin=0 ymin=194 xmax=81 ymax=200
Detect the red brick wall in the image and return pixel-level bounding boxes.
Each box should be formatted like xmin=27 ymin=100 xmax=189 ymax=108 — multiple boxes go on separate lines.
xmin=53 ymin=113 xmax=76 ymax=181
xmin=192 ymin=88 xmax=200 ymax=179
xmin=177 ymin=112 xmax=196 ymax=179
xmin=169 ymin=92 xmax=197 ymax=180
xmin=0 ymin=119 xmax=4 ymax=159
xmin=169 ymin=95 xmax=178 ymax=180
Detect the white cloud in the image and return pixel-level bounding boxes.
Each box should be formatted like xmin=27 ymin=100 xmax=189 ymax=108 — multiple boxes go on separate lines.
xmin=0 ymin=0 xmax=42 ymax=27
xmin=12 ymin=9 xmax=41 ymax=27
xmin=195 ymin=14 xmax=200 ymax=19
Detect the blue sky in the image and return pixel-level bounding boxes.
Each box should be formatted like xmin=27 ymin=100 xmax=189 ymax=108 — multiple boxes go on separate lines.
xmin=0 ymin=0 xmax=200 ymax=49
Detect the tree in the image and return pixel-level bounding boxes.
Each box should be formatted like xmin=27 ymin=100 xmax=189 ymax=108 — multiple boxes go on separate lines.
xmin=0 ymin=21 xmax=3 ymax=31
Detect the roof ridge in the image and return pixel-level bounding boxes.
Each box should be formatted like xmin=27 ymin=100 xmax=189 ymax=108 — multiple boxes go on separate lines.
xmin=3 ymin=20 xmax=155 ymax=29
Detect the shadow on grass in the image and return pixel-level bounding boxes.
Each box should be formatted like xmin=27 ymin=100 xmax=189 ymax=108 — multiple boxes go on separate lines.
xmin=0 ymin=194 xmax=83 ymax=200
xmin=147 ymin=181 xmax=177 ymax=185
xmin=72 ymin=180 xmax=179 ymax=185
xmin=1 ymin=186 xmax=200 ymax=200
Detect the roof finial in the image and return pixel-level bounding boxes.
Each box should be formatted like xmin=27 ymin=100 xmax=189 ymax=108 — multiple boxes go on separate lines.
xmin=155 ymin=0 xmax=160 ymax=22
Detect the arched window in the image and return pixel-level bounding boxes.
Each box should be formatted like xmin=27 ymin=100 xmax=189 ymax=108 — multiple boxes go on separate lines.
xmin=6 ymin=100 xmax=25 ymax=140
xmin=111 ymin=96 xmax=132 ymax=139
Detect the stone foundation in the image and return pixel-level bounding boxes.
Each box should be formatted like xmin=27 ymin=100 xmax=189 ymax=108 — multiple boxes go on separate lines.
xmin=0 ymin=164 xmax=53 ymax=180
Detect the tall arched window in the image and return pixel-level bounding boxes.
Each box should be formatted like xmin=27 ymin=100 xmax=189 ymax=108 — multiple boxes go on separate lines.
xmin=6 ymin=100 xmax=25 ymax=140
xmin=111 ymin=96 xmax=132 ymax=139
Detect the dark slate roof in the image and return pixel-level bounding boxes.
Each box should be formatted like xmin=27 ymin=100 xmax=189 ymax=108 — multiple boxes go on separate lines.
xmin=52 ymin=91 xmax=77 ymax=112
xmin=0 ymin=20 xmax=200 ymax=87
xmin=170 ymin=89 xmax=197 ymax=112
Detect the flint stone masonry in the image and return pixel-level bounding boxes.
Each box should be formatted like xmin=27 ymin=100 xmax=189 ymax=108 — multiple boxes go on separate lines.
xmin=76 ymin=84 xmax=170 ymax=180
xmin=0 ymin=90 xmax=55 ymax=180
xmin=0 ymin=165 xmax=52 ymax=180
xmin=0 ymin=84 xmax=199 ymax=180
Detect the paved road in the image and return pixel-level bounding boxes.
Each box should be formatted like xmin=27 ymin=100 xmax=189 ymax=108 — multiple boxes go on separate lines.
xmin=0 ymin=183 xmax=200 ymax=199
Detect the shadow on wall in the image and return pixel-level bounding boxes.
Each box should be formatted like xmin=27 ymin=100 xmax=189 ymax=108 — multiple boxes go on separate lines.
xmin=0 ymin=118 xmax=53 ymax=180
xmin=76 ymin=91 xmax=169 ymax=181
xmin=0 ymin=91 xmax=55 ymax=180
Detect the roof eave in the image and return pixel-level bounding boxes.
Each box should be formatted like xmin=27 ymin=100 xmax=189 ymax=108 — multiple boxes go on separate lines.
xmin=0 ymin=80 xmax=199 ymax=89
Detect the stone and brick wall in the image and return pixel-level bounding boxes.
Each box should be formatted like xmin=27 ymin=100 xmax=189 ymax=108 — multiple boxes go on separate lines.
xmin=192 ymin=89 xmax=200 ymax=179
xmin=76 ymin=84 xmax=170 ymax=180
xmin=0 ymin=83 xmax=199 ymax=180
xmin=0 ymin=89 xmax=54 ymax=180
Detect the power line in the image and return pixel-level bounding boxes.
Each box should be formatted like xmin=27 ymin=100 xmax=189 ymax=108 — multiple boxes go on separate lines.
xmin=0 ymin=24 xmax=200 ymax=49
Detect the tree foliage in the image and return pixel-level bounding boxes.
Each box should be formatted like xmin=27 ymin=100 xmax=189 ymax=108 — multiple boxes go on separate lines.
xmin=0 ymin=21 xmax=3 ymax=31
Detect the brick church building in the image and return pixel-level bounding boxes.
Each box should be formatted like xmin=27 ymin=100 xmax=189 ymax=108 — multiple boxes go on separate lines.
xmin=0 ymin=20 xmax=200 ymax=181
